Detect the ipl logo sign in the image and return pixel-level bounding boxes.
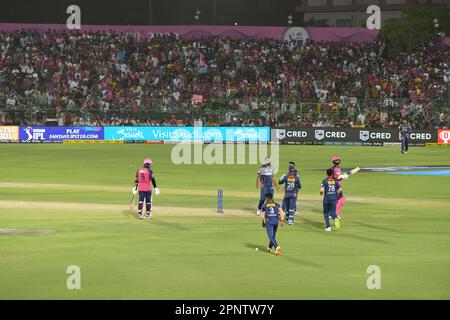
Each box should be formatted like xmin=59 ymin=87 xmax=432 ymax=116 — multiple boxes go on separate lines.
xmin=24 ymin=127 xmax=45 ymax=141
xmin=438 ymin=129 xmax=450 ymax=144
xmin=284 ymin=27 xmax=309 ymax=43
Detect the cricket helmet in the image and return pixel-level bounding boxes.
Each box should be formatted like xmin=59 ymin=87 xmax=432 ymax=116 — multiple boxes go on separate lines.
xmin=332 ymin=155 xmax=341 ymax=162
xmin=143 ymin=159 xmax=153 ymax=165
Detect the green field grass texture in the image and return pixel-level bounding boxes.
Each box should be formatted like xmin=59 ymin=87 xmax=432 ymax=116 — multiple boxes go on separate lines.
xmin=0 ymin=144 xmax=449 ymax=299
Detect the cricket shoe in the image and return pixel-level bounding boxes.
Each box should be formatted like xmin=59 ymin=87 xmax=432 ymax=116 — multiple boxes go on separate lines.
xmin=274 ymin=246 xmax=282 ymax=256
xmin=138 ymin=214 xmax=144 ymax=220
xmin=334 ymin=218 xmax=340 ymax=229
xmin=145 ymin=214 xmax=152 ymax=219
xmin=256 ymin=210 xmax=261 ymax=216
xmin=267 ymin=244 xmax=272 ymax=252
xmin=287 ymin=220 xmax=294 ymax=225
xmin=325 ymin=227 xmax=331 ymax=232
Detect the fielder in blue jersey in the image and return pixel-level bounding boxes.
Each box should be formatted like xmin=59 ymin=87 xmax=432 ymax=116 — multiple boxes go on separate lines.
xmin=278 ymin=162 xmax=301 ymax=225
xmin=399 ymin=120 xmax=412 ymax=154
xmin=256 ymin=156 xmax=279 ymax=216
xmin=260 ymin=193 xmax=285 ymax=255
xmin=320 ymin=168 xmax=342 ymax=232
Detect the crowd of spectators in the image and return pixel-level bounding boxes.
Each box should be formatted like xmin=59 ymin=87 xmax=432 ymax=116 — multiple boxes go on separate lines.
xmin=0 ymin=29 xmax=449 ymax=129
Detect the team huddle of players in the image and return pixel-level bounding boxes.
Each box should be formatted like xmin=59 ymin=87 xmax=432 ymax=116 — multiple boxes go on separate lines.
xmin=257 ymin=155 xmax=349 ymax=255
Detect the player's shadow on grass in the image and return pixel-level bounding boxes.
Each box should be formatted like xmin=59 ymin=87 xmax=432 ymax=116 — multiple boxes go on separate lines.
xmin=121 ymin=210 xmax=136 ymax=219
xmin=121 ymin=210 xmax=187 ymax=230
xmin=242 ymin=206 xmax=260 ymax=214
xmin=337 ymin=233 xmax=393 ymax=245
xmin=300 ymin=216 xmax=324 ymax=229
xmin=279 ymin=255 xmax=323 ymax=268
xmin=244 ymin=242 xmax=267 ymax=252
xmin=350 ymin=220 xmax=397 ymax=232
xmin=243 ymin=243 xmax=322 ymax=268
xmin=151 ymin=218 xmax=187 ymax=231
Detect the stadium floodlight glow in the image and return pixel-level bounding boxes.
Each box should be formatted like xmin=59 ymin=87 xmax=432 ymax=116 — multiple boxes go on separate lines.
xmin=194 ymin=9 xmax=200 ymax=23
xmin=433 ymin=18 xmax=439 ymax=30
xmin=288 ymin=15 xmax=293 ymax=26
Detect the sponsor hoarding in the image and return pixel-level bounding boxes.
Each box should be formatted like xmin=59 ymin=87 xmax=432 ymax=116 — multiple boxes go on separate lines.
xmin=0 ymin=126 xmax=19 ymax=141
xmin=63 ymin=140 xmax=123 ymax=144
xmin=438 ymin=129 xmax=450 ymax=144
xmin=104 ymin=127 xmax=270 ymax=142
xmin=19 ymin=127 xmax=104 ymax=142
xmin=272 ymin=127 xmax=437 ymax=145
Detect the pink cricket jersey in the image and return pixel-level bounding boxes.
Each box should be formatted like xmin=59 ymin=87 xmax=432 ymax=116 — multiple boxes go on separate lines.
xmin=136 ymin=167 xmax=152 ymax=192
xmin=332 ymin=166 xmax=342 ymax=182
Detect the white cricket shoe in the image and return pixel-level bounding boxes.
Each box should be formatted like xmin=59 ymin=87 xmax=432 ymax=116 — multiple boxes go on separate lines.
xmin=256 ymin=210 xmax=261 ymax=216
xmin=145 ymin=214 xmax=151 ymax=219
xmin=138 ymin=214 xmax=144 ymax=219
xmin=325 ymin=227 xmax=331 ymax=232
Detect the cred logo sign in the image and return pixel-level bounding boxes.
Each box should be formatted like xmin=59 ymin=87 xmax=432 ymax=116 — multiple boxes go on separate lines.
xmin=438 ymin=129 xmax=450 ymax=144
xmin=359 ymin=130 xmax=391 ymax=141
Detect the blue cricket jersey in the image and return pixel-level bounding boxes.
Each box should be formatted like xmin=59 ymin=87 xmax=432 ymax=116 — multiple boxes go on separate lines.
xmin=321 ymin=178 xmax=341 ymax=201
xmin=258 ymin=165 xmax=274 ymax=189
xmin=399 ymin=124 xmax=412 ymax=139
xmin=262 ymin=201 xmax=281 ymax=225
xmin=279 ymin=172 xmax=301 ymax=197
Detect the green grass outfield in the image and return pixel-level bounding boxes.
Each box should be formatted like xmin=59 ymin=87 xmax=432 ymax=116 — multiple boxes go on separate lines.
xmin=0 ymin=143 xmax=449 ymax=299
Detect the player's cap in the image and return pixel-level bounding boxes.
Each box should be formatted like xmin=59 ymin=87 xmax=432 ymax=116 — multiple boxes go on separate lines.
xmin=143 ymin=159 xmax=152 ymax=165
xmin=332 ymin=155 xmax=340 ymax=161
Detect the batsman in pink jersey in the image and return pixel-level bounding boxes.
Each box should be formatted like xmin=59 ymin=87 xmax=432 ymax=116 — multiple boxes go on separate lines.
xmin=135 ymin=159 xmax=159 ymax=219
xmin=331 ymin=155 xmax=346 ymax=218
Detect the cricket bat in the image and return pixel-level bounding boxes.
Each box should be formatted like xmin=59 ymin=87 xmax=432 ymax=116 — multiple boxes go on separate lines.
xmin=345 ymin=167 xmax=360 ymax=177
xmin=130 ymin=184 xmax=138 ymax=209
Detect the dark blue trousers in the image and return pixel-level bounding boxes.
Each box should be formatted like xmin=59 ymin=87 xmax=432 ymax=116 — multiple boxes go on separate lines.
xmin=138 ymin=191 xmax=152 ymax=214
xmin=258 ymin=187 xmax=274 ymax=210
xmin=323 ymin=199 xmax=337 ymax=228
xmin=266 ymin=223 xmax=279 ymax=248
xmin=401 ymin=136 xmax=409 ymax=152
xmin=283 ymin=195 xmax=297 ymax=222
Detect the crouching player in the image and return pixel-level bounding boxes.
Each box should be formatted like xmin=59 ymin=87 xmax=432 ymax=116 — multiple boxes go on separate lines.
xmin=260 ymin=193 xmax=285 ymax=255
xmin=331 ymin=155 xmax=347 ymax=218
xmin=320 ymin=169 xmax=342 ymax=232
xmin=278 ymin=162 xmax=301 ymax=225
xmin=135 ymin=159 xmax=159 ymax=219
xmin=256 ymin=156 xmax=278 ymax=216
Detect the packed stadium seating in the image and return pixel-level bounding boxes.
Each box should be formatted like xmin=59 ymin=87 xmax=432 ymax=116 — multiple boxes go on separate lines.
xmin=0 ymin=30 xmax=448 ymax=128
